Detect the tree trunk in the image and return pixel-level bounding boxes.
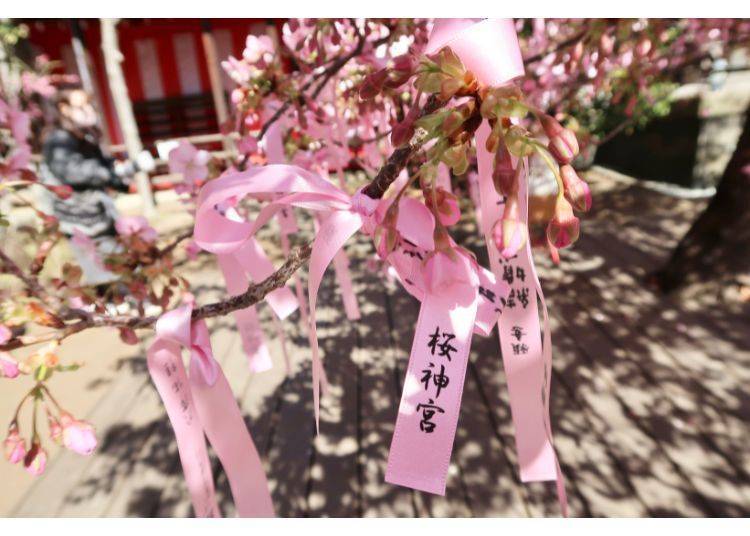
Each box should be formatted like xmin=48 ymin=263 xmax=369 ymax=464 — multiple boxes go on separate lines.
xmin=655 ymin=112 xmax=750 ymax=293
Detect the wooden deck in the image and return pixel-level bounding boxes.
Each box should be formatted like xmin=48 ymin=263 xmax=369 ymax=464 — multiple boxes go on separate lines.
xmin=7 ymin=167 xmax=750 ymax=517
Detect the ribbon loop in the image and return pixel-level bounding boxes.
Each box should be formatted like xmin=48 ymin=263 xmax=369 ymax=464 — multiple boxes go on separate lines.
xmin=148 ymin=302 xmax=275 ymax=517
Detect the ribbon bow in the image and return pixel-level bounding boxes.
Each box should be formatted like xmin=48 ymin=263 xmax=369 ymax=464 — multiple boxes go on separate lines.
xmin=195 ymin=165 xmax=379 ymax=429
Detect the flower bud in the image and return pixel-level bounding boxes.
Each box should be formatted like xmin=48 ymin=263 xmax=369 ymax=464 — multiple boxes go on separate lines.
xmin=24 ymin=441 xmax=47 ymax=476
xmin=636 ymin=38 xmax=652 ymax=58
xmin=492 ymin=218 xmax=528 ymax=260
xmin=359 ymin=69 xmax=388 ymax=101
xmin=3 ymin=425 xmax=26 ymax=464
xmin=424 ymin=187 xmax=461 ymax=226
xmin=546 ymin=197 xmax=580 ymax=249
xmin=0 ymin=352 xmax=19 ymax=379
xmin=560 ymin=165 xmax=592 ymax=212
xmin=599 ymin=33 xmax=614 ymax=56
xmin=491 ymin=197 xmax=528 ymax=259
xmin=492 ymin=143 xmax=516 ymax=197
xmin=547 ymin=127 xmax=579 ymax=164
xmin=44 ymin=183 xmax=73 ymax=200
xmin=385 ymin=54 xmax=415 ymax=88
xmin=47 ymin=411 xmax=63 ymax=444
xmin=572 ymin=40 xmax=584 ymax=61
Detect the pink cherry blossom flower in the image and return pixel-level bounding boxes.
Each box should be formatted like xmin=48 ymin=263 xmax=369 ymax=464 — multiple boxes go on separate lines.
xmin=0 ymin=352 xmax=20 ymax=379
xmin=4 ymin=425 xmax=26 ymax=464
xmin=24 ymin=442 xmax=47 ymax=476
xmin=168 ymin=141 xmax=210 ymax=184
xmin=221 ymin=56 xmax=252 ymax=85
xmin=21 ymin=72 xmax=56 ymax=98
xmin=60 ymin=413 xmax=98 ymax=456
xmin=115 ymin=216 xmax=158 ymax=243
xmin=242 ymin=34 xmax=274 ymax=64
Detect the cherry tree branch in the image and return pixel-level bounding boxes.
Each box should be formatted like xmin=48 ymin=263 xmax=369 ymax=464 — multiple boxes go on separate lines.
xmin=0 ymin=91 xmax=453 ymax=352
xmin=0 ymin=248 xmax=52 ymax=304
xmin=257 ymin=23 xmax=369 ymax=141
xmin=361 ymin=94 xmax=445 ymax=198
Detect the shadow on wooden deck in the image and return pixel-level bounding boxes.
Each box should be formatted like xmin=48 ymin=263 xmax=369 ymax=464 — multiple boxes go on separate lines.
xmin=10 ymin=168 xmax=750 ymax=517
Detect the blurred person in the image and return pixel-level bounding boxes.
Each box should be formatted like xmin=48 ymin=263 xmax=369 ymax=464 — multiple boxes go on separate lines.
xmin=41 ymin=86 xmax=139 ymax=286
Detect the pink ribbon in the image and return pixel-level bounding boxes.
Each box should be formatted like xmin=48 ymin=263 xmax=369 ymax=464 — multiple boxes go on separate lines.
xmin=426 ymin=18 xmax=567 ymax=514
xmin=385 ymin=253 xmax=487 ymax=495
xmin=216 ymin=206 xmax=298 ymax=373
xmin=263 ymin=113 xmax=309 ymax=343
xmin=147 ymin=302 xmax=274 ymax=517
xmin=194 ymin=165 xmax=379 ymax=430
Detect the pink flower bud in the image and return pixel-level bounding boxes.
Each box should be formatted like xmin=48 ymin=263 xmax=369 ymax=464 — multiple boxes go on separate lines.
xmin=0 ymin=352 xmax=19 ymax=379
xmin=546 ymin=197 xmax=580 ymax=249
xmin=599 ymin=33 xmax=614 ymax=56
xmin=546 ymin=127 xmax=579 ymax=164
xmin=539 ymin=114 xmax=564 ymax=138
xmin=636 ymin=38 xmax=652 ymax=58
xmin=424 ymin=187 xmax=461 ymax=226
xmin=24 ymin=442 xmax=46 ymax=476
xmin=3 ymin=425 xmax=26 ymax=464
xmin=47 ymin=411 xmax=63 ymax=444
xmin=359 ymin=69 xmax=388 ymax=100
xmin=560 ymin=165 xmax=592 ymax=212
xmin=60 ymin=413 xmax=98 ymax=456
xmin=392 ymin=54 xmax=415 ymax=74
xmin=385 ymin=54 xmax=415 ymax=88
xmin=492 ymin=218 xmax=528 ymax=259
xmin=491 ymin=198 xmax=528 ymax=259
xmin=572 ymin=40 xmax=584 ymax=61
xmin=493 ymin=144 xmax=516 ymax=197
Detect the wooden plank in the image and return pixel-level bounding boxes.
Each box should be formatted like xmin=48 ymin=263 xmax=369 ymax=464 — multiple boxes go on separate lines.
xmin=547 ymin=310 xmax=709 ymax=516
xmin=260 ymin=270 xmax=349 ymax=517
xmin=306 ymin=263 xmax=361 ymax=517
xmin=570 ymin=228 xmax=750 ymax=485
xmin=538 ymin=251 xmax=750 ymax=514
xmin=351 ymin=253 xmax=418 ymax=517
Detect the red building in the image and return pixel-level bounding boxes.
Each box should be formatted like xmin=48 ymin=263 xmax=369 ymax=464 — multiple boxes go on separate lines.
xmin=23 ymin=19 xmax=282 ymax=148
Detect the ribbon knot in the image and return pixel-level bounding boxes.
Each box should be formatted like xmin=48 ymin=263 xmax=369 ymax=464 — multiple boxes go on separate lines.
xmin=148 ymin=300 xmax=275 ymax=517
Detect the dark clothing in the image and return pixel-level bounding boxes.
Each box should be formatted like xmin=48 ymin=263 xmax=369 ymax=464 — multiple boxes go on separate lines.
xmin=42 ymin=128 xmax=129 ymax=237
